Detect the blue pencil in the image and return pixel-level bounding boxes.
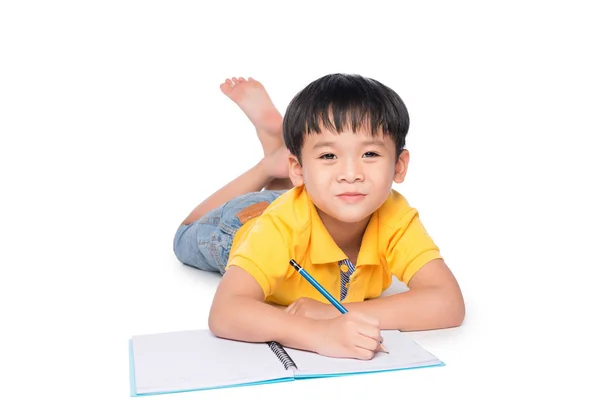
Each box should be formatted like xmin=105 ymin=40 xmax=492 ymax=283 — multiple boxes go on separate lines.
xmin=289 ymin=259 xmax=388 ymax=353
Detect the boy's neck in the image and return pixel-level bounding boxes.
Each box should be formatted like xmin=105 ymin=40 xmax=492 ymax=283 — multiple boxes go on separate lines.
xmin=316 ymin=208 xmax=371 ymax=256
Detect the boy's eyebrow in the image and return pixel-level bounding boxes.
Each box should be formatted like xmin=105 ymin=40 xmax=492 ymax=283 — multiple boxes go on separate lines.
xmin=363 ymin=139 xmax=386 ymax=147
xmin=312 ymin=141 xmax=336 ymax=150
xmin=312 ymin=139 xmax=387 ymax=150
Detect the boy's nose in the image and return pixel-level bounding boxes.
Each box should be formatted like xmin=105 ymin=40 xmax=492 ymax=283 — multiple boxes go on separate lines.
xmin=337 ymin=159 xmax=364 ymax=183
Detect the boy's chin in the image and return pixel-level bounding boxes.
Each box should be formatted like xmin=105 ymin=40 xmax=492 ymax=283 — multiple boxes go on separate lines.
xmin=321 ymin=208 xmax=373 ymax=224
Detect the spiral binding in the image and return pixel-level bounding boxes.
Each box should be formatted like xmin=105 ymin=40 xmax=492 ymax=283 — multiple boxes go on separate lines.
xmin=267 ymin=341 xmax=297 ymax=370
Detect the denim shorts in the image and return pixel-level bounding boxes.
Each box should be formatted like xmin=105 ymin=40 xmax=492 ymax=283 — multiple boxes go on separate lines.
xmin=173 ymin=190 xmax=287 ymax=274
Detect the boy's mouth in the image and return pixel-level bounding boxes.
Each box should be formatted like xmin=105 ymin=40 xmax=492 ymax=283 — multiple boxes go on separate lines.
xmin=336 ymin=192 xmax=366 ymax=203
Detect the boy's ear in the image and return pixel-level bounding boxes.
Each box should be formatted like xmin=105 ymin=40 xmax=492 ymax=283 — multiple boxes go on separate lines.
xmin=393 ymin=149 xmax=410 ymax=184
xmin=288 ymin=154 xmax=305 ymax=187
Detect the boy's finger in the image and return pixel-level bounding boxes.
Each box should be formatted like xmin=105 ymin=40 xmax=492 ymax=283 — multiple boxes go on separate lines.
xmin=356 ymin=323 xmax=380 ymax=341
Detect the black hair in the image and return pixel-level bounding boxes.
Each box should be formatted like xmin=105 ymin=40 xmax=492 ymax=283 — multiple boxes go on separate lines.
xmin=282 ymin=73 xmax=409 ymax=163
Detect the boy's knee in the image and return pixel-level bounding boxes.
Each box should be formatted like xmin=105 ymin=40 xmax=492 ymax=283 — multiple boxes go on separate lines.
xmin=172 ymin=222 xmax=223 ymax=274
xmin=173 ymin=224 xmax=195 ymax=265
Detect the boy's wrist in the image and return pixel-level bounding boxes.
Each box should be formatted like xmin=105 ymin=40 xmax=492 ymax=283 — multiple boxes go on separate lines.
xmin=299 ymin=318 xmax=328 ymax=354
xmin=276 ymin=314 xmax=324 ymax=353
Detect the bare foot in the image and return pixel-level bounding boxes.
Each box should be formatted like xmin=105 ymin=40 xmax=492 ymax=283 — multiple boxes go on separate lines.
xmin=220 ymin=77 xmax=284 ymax=156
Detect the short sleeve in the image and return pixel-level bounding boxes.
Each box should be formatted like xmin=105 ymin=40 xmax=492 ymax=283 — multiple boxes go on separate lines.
xmin=227 ymin=214 xmax=293 ymax=299
xmin=387 ymin=209 xmax=442 ymax=284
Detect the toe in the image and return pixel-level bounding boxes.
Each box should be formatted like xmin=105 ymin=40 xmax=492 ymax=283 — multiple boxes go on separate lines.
xmin=220 ymin=81 xmax=234 ymax=95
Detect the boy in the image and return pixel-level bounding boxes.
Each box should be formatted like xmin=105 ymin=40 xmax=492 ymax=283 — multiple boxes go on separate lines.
xmin=174 ymin=74 xmax=465 ymax=360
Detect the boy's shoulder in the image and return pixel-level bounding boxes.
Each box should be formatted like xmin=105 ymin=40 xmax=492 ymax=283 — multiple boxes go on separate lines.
xmin=379 ymin=188 xmax=413 ymax=215
xmin=375 ymin=189 xmax=419 ymax=232
xmin=261 ymin=186 xmax=312 ymax=231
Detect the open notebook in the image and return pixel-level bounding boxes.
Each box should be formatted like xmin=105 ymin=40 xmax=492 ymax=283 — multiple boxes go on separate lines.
xmin=129 ymin=329 xmax=444 ymax=396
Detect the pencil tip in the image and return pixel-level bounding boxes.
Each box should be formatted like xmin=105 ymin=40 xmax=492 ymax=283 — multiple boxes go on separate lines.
xmin=379 ymin=343 xmax=389 ymax=354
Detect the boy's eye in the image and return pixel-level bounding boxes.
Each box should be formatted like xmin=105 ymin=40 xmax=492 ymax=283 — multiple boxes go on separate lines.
xmin=363 ymin=152 xmax=380 ymax=158
xmin=319 ymin=153 xmax=336 ymax=160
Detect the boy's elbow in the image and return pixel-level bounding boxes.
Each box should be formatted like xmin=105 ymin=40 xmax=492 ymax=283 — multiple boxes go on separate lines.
xmin=446 ymin=305 xmax=465 ymax=328
xmin=442 ymin=293 xmax=465 ymax=328
xmin=208 ymin=302 xmax=230 ymax=339
xmin=207 ymin=312 xmax=221 ymax=337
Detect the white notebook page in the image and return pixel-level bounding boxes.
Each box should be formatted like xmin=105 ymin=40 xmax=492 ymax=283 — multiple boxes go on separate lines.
xmin=131 ymin=329 xmax=292 ymax=394
xmin=284 ymin=330 xmax=442 ymax=377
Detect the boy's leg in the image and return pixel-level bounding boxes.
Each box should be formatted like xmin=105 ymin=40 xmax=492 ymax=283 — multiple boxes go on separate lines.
xmin=220 ymin=77 xmax=293 ymax=191
xmin=220 ymin=77 xmax=283 ymax=157
xmin=174 ymin=189 xmax=287 ymax=274
xmin=180 ymin=77 xmax=292 ymax=226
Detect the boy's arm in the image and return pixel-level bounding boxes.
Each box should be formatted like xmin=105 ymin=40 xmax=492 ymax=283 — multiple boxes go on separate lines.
xmin=208 ymin=266 xmax=317 ymax=349
xmin=346 ymin=207 xmax=465 ymax=331
xmin=343 ymin=258 xmax=465 ymax=331
xmin=208 ymin=266 xmax=385 ymax=360
xmin=207 ymin=212 xmax=319 ymax=349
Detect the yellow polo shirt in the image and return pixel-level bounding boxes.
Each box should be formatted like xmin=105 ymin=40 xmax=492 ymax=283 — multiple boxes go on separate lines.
xmin=227 ymin=186 xmax=441 ymax=306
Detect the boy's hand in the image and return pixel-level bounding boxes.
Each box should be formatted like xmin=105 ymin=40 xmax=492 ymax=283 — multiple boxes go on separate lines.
xmin=285 ymin=297 xmax=338 ymax=320
xmin=311 ymin=312 xmax=383 ymax=360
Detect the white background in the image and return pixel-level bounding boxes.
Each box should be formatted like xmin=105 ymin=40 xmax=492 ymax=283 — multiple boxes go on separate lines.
xmin=1 ymin=1 xmax=599 ymax=399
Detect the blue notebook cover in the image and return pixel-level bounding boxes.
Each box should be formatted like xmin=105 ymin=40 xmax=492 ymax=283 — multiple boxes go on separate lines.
xmin=129 ymin=339 xmax=295 ymax=396
xmin=129 ymin=329 xmax=444 ymax=396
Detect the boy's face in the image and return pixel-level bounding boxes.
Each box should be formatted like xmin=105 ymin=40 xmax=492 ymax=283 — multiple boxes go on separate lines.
xmin=289 ymin=128 xmax=409 ymax=224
